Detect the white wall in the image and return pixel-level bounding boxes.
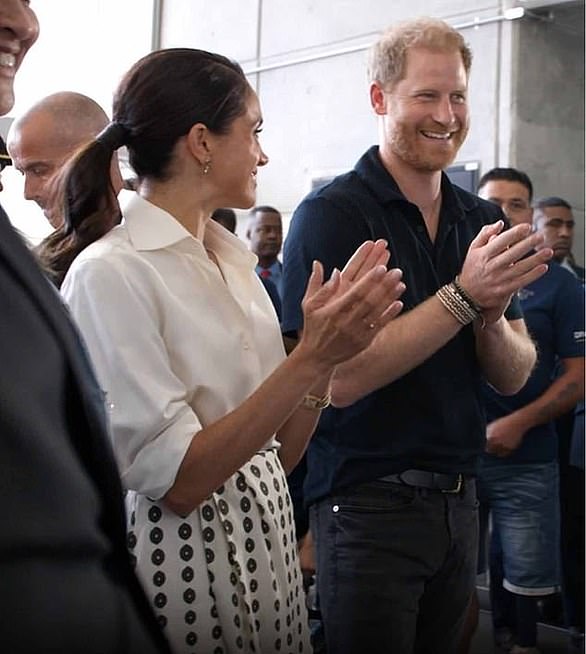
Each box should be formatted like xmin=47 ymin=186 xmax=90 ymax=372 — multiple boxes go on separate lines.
xmin=1 ymin=0 xmax=154 ymax=242
xmin=161 ymin=1 xmax=511 ymax=224
xmin=159 ymin=0 xmax=584 ymax=260
xmin=514 ymin=2 xmax=585 ymax=264
xmin=3 ymin=0 xmax=583 ymax=261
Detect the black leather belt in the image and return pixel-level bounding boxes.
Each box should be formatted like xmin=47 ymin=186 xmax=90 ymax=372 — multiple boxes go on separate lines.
xmin=378 ymin=469 xmax=465 ymax=493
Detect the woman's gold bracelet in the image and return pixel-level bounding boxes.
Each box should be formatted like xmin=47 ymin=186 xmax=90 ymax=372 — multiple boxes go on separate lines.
xmin=301 ymin=393 xmax=331 ymax=410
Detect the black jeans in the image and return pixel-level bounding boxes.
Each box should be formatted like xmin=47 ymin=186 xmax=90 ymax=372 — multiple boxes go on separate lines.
xmin=310 ymin=478 xmax=478 ymax=654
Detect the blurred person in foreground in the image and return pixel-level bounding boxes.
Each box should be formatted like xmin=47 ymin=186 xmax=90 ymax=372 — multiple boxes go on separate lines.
xmin=0 ymin=134 xmax=11 ymax=191
xmin=0 ymin=2 xmax=170 ymax=652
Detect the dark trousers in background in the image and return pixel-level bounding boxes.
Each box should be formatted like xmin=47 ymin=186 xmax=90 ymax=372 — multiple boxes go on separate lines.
xmin=559 ymin=463 xmax=585 ymax=631
xmin=558 ymin=412 xmax=585 ymax=632
xmin=560 ymin=434 xmax=585 ymax=632
xmin=310 ymin=478 xmax=478 ymax=654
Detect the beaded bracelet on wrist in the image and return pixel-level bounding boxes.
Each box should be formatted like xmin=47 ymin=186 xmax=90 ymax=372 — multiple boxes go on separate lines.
xmin=453 ymin=277 xmax=482 ymax=313
xmin=436 ymin=282 xmax=481 ymax=326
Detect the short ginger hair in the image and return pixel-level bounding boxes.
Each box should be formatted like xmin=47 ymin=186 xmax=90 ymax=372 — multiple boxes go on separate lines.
xmin=368 ymin=17 xmax=472 ymax=89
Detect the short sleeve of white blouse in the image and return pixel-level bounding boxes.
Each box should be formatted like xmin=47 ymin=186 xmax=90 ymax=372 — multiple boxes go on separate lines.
xmin=61 ymin=194 xmax=285 ymax=500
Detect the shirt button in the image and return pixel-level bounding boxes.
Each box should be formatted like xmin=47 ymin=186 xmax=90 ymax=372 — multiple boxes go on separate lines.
xmin=243 ymin=341 xmax=250 ymax=350
xmin=332 ymin=505 xmax=340 ymax=513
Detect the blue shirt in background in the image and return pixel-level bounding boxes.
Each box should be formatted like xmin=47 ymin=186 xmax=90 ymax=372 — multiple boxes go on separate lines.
xmin=483 ymin=262 xmax=585 ymax=465
xmin=255 ymin=260 xmax=283 ymax=298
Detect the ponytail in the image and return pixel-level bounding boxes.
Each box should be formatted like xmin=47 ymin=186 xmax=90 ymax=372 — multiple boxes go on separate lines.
xmin=36 ymin=122 xmax=127 ymax=287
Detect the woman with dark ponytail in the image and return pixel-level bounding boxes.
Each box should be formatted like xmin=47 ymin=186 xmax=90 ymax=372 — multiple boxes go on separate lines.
xmin=59 ymin=48 xmax=404 ymax=654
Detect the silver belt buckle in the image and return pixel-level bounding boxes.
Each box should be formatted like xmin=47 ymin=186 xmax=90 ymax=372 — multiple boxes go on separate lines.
xmin=441 ymin=473 xmax=463 ymax=494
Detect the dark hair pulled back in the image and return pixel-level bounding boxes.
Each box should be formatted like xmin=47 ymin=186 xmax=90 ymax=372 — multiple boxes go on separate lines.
xmin=116 ymin=48 xmax=249 ymax=179
xmin=43 ymin=48 xmax=249 ymax=285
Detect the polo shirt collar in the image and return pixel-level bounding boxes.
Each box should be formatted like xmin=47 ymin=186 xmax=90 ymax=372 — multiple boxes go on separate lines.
xmin=355 ymin=145 xmax=480 ymax=223
xmin=258 ymin=260 xmax=281 ymax=274
xmin=122 ymin=193 xmax=257 ymax=268
xmin=560 ymin=257 xmax=579 ymax=277
xmin=205 ymin=219 xmax=258 ymax=269
xmin=439 ymin=169 xmax=478 ymax=224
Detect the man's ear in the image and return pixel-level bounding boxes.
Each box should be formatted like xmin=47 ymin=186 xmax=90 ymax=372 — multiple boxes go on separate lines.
xmin=370 ymin=81 xmax=387 ymax=115
xmin=185 ymin=123 xmax=211 ymax=166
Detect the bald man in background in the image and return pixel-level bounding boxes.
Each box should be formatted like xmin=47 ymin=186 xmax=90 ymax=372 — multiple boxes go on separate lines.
xmin=8 ymin=91 xmax=124 ymax=228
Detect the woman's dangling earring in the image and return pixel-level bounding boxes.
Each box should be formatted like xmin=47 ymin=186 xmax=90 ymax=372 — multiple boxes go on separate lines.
xmin=202 ymin=159 xmax=212 ymax=175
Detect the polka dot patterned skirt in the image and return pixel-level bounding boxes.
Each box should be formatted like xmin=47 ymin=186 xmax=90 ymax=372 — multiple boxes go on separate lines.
xmin=127 ymin=449 xmax=312 ymax=654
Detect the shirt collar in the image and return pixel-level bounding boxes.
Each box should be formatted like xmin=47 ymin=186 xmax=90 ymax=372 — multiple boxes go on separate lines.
xmin=205 ymin=219 xmax=258 ymax=269
xmin=354 ymin=145 xmax=480 ymax=223
xmin=123 ymin=193 xmax=192 ymax=250
xmin=257 ymin=260 xmax=281 ymax=274
xmin=122 ymin=193 xmax=257 ymax=268
xmin=560 ymin=257 xmax=578 ymax=277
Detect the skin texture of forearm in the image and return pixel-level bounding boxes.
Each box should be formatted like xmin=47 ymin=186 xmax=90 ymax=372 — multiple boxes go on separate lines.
xmin=331 ymin=295 xmax=464 ymax=407
xmin=474 ymin=317 xmax=536 ymax=395
xmin=276 ymin=371 xmax=333 ymax=474
xmin=164 ymin=344 xmax=333 ymax=517
xmin=513 ymin=358 xmax=585 ymax=431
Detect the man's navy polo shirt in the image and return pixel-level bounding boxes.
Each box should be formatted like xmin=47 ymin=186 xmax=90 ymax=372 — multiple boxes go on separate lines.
xmin=482 ymin=262 xmax=584 ymax=466
xmin=282 ymin=146 xmax=522 ymax=506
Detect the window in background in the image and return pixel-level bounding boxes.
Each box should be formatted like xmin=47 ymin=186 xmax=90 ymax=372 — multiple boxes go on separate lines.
xmin=446 ymin=161 xmax=480 ymax=194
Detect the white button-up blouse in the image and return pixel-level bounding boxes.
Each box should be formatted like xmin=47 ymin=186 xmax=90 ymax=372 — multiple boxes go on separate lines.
xmin=61 ymin=194 xmax=285 ymax=500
